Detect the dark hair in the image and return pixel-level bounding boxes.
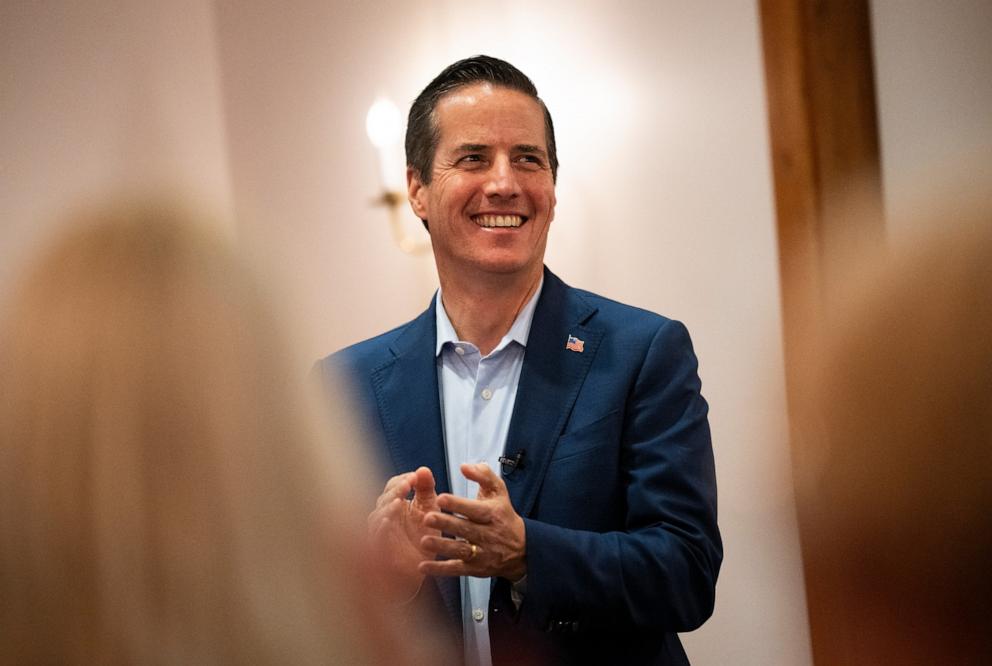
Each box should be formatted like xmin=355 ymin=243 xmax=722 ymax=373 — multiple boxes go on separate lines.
xmin=405 ymin=55 xmax=559 ymax=186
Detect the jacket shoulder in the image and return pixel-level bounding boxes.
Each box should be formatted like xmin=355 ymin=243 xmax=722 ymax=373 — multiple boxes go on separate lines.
xmin=317 ymin=320 xmax=409 ymax=375
xmin=571 ymin=286 xmax=680 ymax=337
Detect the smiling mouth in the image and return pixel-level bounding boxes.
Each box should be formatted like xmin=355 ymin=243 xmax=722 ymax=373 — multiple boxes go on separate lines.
xmin=472 ymin=214 xmax=526 ymax=228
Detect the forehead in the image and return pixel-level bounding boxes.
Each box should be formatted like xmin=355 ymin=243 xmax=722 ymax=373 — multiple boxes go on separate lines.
xmin=433 ymin=82 xmax=547 ymax=149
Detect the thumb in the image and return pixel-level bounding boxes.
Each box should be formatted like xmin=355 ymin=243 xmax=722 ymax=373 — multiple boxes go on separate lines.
xmin=411 ymin=466 xmax=437 ymax=508
xmin=462 ymin=462 xmax=505 ymax=497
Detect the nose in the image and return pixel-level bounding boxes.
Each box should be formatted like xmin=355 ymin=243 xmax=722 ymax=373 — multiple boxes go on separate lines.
xmin=482 ymin=155 xmax=521 ymax=199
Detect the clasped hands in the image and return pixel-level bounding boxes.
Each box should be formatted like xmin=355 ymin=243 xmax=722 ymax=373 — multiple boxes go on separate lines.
xmin=369 ymin=462 xmax=526 ymax=599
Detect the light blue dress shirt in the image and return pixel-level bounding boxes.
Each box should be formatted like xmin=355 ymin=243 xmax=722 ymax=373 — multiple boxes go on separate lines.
xmin=434 ymin=278 xmax=543 ymax=666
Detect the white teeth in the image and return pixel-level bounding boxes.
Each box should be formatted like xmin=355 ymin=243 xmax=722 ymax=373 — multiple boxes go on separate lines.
xmin=475 ymin=214 xmax=523 ymax=228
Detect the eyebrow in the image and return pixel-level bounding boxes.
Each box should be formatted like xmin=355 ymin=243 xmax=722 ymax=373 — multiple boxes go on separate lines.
xmin=453 ymin=143 xmax=548 ymax=157
xmin=515 ymin=144 xmax=546 ymax=156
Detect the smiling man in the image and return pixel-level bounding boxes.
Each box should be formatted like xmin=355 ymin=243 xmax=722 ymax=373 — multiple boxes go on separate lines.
xmin=318 ymin=56 xmax=722 ymax=666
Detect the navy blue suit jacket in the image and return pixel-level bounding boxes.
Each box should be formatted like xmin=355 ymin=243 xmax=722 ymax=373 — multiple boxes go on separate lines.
xmin=319 ymin=268 xmax=721 ymax=665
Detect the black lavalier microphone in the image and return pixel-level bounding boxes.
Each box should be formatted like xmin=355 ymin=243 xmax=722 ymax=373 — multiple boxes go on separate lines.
xmin=499 ymin=449 xmax=526 ymax=476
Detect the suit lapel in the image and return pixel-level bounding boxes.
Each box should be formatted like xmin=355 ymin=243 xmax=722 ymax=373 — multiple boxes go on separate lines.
xmin=369 ymin=300 xmax=451 ymax=495
xmin=368 ymin=299 xmax=460 ymax=625
xmin=503 ymin=269 xmax=602 ymax=516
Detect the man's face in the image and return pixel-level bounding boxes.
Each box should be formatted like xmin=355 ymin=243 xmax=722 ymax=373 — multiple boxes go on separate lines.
xmin=408 ymin=83 xmax=556 ymax=282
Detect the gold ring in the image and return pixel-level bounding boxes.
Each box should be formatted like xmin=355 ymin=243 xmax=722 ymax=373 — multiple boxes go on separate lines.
xmin=465 ymin=542 xmax=479 ymax=562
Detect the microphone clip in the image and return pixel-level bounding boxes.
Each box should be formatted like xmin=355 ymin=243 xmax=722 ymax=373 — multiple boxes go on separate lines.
xmin=499 ymin=449 xmax=526 ymax=476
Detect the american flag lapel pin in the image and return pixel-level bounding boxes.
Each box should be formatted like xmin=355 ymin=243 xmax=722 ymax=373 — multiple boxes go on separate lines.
xmin=565 ymin=334 xmax=585 ymax=353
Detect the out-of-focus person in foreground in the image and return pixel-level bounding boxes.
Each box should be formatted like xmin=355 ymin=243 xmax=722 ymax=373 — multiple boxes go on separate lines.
xmin=0 ymin=202 xmax=442 ymax=665
xmin=796 ymin=203 xmax=992 ymax=666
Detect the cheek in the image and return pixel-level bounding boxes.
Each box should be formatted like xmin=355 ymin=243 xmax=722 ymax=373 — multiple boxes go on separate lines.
xmin=534 ymin=188 xmax=556 ymax=222
xmin=434 ymin=178 xmax=476 ymax=211
xmin=528 ymin=178 xmax=555 ymax=213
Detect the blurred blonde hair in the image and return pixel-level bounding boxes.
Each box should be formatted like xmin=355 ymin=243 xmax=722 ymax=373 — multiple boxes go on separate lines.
xmin=797 ymin=202 xmax=992 ymax=663
xmin=0 ymin=201 xmax=412 ymax=664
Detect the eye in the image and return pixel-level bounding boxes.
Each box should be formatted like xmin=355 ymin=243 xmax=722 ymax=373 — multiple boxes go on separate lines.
xmin=516 ymin=154 xmax=544 ymax=170
xmin=456 ymin=154 xmax=487 ymax=170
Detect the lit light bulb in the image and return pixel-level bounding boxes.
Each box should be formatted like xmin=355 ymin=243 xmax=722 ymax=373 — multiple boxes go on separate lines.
xmin=366 ymin=97 xmax=404 ymax=190
xmin=366 ymin=98 xmax=402 ymax=149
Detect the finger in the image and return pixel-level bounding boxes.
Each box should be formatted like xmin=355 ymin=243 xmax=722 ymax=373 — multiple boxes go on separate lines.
xmin=411 ymin=466 xmax=438 ymax=510
xmin=460 ymin=462 xmax=506 ymax=497
xmin=419 ymin=559 xmax=486 ymax=578
xmin=376 ymin=473 xmax=415 ymax=509
xmin=435 ymin=493 xmax=493 ymax=524
xmin=420 ymin=535 xmax=478 ymax=561
xmin=424 ymin=511 xmax=480 ymax=542
xmin=374 ymin=483 xmax=410 ymax=512
xmin=418 ymin=558 xmax=466 ymax=577
xmin=368 ymin=497 xmax=404 ymax=529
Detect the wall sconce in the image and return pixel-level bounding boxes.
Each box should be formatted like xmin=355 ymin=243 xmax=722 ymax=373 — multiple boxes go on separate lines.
xmin=366 ymin=97 xmax=430 ymax=255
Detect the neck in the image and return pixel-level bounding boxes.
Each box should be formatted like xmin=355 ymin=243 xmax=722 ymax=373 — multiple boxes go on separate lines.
xmin=439 ymin=267 xmax=542 ymax=356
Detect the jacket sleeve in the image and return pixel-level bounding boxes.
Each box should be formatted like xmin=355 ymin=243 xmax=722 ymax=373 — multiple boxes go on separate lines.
xmin=513 ymin=318 xmax=722 ymax=633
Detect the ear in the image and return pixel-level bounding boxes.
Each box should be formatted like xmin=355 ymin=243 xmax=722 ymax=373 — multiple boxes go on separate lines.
xmin=407 ymin=167 xmax=429 ymax=221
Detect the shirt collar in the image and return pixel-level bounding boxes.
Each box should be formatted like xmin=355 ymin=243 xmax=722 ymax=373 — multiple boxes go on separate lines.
xmin=435 ymin=275 xmax=544 ymax=357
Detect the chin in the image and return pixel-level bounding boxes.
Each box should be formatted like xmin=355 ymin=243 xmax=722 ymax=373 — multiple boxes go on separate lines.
xmin=474 ymin=258 xmax=540 ymax=276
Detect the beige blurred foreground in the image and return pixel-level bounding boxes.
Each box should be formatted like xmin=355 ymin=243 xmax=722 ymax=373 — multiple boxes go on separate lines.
xmin=795 ymin=201 xmax=992 ymax=665
xmin=0 ymin=201 xmax=444 ymax=664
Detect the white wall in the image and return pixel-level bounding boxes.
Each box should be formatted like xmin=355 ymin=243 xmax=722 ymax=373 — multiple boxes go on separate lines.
xmin=214 ymin=2 xmax=810 ymax=664
xmin=0 ymin=0 xmax=233 ymax=303
xmin=871 ymin=0 xmax=992 ymax=239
